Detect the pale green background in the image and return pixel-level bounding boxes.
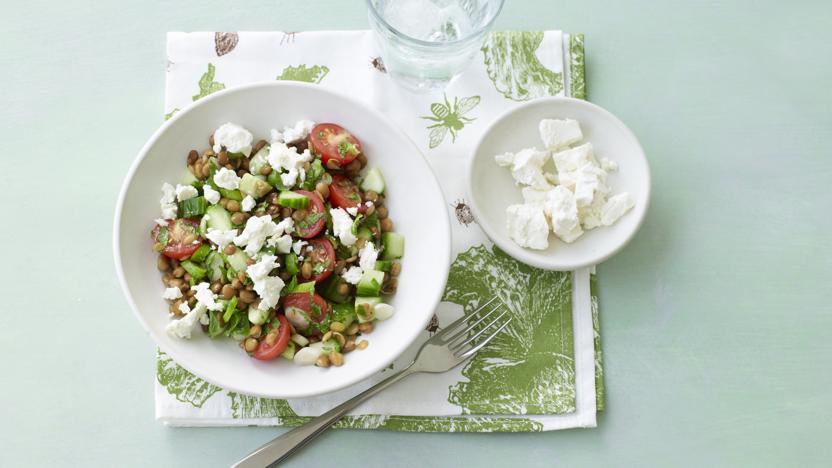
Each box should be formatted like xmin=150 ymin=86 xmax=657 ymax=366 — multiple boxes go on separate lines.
xmin=1 ymin=0 xmax=830 ymax=466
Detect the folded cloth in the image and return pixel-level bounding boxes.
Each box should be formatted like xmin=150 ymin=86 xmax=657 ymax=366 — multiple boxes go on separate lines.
xmin=156 ymin=30 xmax=603 ymax=432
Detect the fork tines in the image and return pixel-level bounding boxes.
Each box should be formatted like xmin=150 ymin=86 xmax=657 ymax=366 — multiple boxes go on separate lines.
xmin=437 ymin=297 xmax=512 ymax=358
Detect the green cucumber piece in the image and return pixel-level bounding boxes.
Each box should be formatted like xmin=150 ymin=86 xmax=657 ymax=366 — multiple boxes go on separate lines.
xmin=320 ymin=275 xmax=350 ymax=304
xmin=249 ymin=145 xmax=270 ymax=176
xmin=277 ymin=191 xmax=309 ymax=209
xmin=356 ymin=227 xmax=373 ymax=240
xmin=267 ymin=170 xmax=288 ymax=190
xmin=225 ymin=250 xmax=250 ymax=273
xmin=356 ymin=270 xmax=385 ymax=297
xmin=206 ymin=251 xmax=225 ymax=282
xmin=354 ymin=296 xmax=382 ymax=323
xmin=331 ymin=302 xmax=357 ymax=327
xmin=219 ymin=188 xmax=243 ymax=201
xmin=289 ymin=280 xmax=316 ymax=294
xmin=374 ymin=260 xmax=393 ymax=272
xmin=285 ymin=253 xmax=299 ymax=275
xmin=223 ymin=296 xmax=238 ymax=322
xmin=178 ymin=196 xmax=207 ymax=218
xmin=180 ymin=260 xmax=207 ymax=281
xmin=181 ymin=169 xmax=199 ymax=186
xmin=239 ymin=173 xmax=273 ymax=199
xmin=381 ymin=232 xmax=405 ymax=260
xmin=204 ymin=205 xmax=233 ymax=230
xmin=188 ymin=244 xmax=211 ymax=263
xmin=360 ymin=167 xmax=386 ymax=194
xmin=281 ymin=341 xmax=296 ymax=360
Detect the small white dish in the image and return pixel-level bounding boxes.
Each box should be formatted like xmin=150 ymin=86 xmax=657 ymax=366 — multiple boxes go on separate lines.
xmin=468 ymin=97 xmax=650 ymax=271
xmin=114 ymin=82 xmax=451 ymax=399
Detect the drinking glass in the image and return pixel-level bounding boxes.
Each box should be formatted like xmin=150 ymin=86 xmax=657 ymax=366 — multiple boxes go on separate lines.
xmin=367 ymin=0 xmax=505 ymax=92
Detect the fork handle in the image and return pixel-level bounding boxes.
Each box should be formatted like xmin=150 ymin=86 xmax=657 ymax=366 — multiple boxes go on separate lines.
xmin=232 ymin=364 xmax=415 ymax=468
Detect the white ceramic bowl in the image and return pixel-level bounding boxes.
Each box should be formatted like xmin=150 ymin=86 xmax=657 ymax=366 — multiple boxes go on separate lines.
xmin=468 ymin=97 xmax=650 ymax=270
xmin=114 ymin=82 xmax=450 ymax=398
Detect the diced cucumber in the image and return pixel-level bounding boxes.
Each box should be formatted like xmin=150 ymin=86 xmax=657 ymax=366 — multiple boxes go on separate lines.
xmin=291 ymin=333 xmax=309 ymax=347
xmin=178 ymin=196 xmax=207 ymax=218
xmin=320 ymin=275 xmax=350 ymax=304
xmin=381 ymin=232 xmax=405 ymax=260
xmin=374 ymin=260 xmax=393 ymax=272
xmin=267 ymin=170 xmax=288 ymax=190
xmin=239 ymin=173 xmax=273 ymax=199
xmin=285 ymin=253 xmax=299 ymax=275
xmin=331 ymin=302 xmax=357 ymax=327
xmin=356 ymin=270 xmax=385 ymax=296
xmin=180 ymin=260 xmax=207 ymax=281
xmin=277 ymin=191 xmax=309 ymax=209
xmin=225 ymin=250 xmax=250 ymax=273
xmin=223 ymin=296 xmax=238 ymax=322
xmin=181 ymin=169 xmax=199 ymax=186
xmin=356 ymin=227 xmax=373 ymax=240
xmin=249 ymin=145 xmax=270 ymax=176
xmin=248 ymin=306 xmax=269 ymax=326
xmin=354 ymin=296 xmax=382 ymax=323
xmin=360 ymin=167 xmax=386 ymax=194
xmin=206 ymin=251 xmax=225 ymax=282
xmin=219 ymin=188 xmax=243 ymax=201
xmin=289 ymin=280 xmax=316 ymax=294
xmin=281 ymin=341 xmax=296 ymax=360
xmin=188 ymin=244 xmax=211 ymax=263
xmin=204 ymin=205 xmax=232 ymax=231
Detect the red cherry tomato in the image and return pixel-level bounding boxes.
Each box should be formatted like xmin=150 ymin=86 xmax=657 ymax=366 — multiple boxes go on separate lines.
xmin=283 ymin=292 xmax=330 ymax=335
xmin=306 ymin=237 xmax=336 ymax=283
xmin=309 ymin=123 xmax=362 ymax=169
xmin=329 ymin=174 xmax=366 ymax=213
xmin=252 ymin=315 xmax=291 ymax=361
xmin=293 ymin=190 xmax=326 ymax=239
xmin=151 ymin=219 xmax=202 ymax=260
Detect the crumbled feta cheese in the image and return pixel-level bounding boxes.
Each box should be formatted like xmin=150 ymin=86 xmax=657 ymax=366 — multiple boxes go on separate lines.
xmin=199 ymin=313 xmax=210 ymax=326
xmin=193 ymin=282 xmax=223 ymax=311
xmin=267 ymin=142 xmax=313 ymax=188
xmin=374 ymin=303 xmax=395 ymax=321
xmin=578 ymin=191 xmax=606 ymax=230
xmin=205 ymin=228 xmax=237 ymax=249
xmin=214 ymin=167 xmax=241 ymax=190
xmin=573 ymin=164 xmax=608 ymax=208
xmin=330 ymin=207 xmax=357 ymax=246
xmin=247 ymin=254 xmax=279 ymax=283
xmin=162 ymin=287 xmax=182 ymax=300
xmin=601 ymin=193 xmax=635 ymax=226
xmin=552 ymin=143 xmax=596 ymax=174
xmin=539 ymin=118 xmax=583 ymax=150
xmin=494 ymin=152 xmax=514 ymax=167
xmin=292 ymin=239 xmax=308 ymax=255
xmin=358 ymin=242 xmax=379 ymax=271
xmin=160 ymin=183 xmax=178 ymax=219
xmin=521 ymin=186 xmax=552 ymax=207
xmin=546 ymin=186 xmax=584 ymax=243
xmin=175 ymin=184 xmax=198 ymax=201
xmin=203 ymin=185 xmax=221 ymax=205
xmin=342 ymin=266 xmax=364 ymax=285
xmin=600 ymin=157 xmax=618 ymax=172
xmin=241 ymin=195 xmax=256 ymax=212
xmin=166 ymin=303 xmax=207 ymax=339
xmin=246 ymin=255 xmax=285 ymax=310
xmin=234 ymin=215 xmax=282 ymax=255
xmin=509 ymin=148 xmax=550 ymax=187
xmin=268 ymin=234 xmax=293 ymax=254
xmin=269 ymin=128 xmax=284 ymax=144
xmin=212 ymin=122 xmax=254 ymax=156
xmin=282 ymin=120 xmax=315 ymax=144
xmin=506 ymin=204 xmax=550 ymax=250
xmin=154 ymin=218 xmax=168 ymax=227
xmin=346 ymin=206 xmax=358 ymax=216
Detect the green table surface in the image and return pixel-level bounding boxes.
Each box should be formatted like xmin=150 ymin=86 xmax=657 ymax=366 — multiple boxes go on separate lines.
xmin=2 ymin=0 xmax=830 ymax=466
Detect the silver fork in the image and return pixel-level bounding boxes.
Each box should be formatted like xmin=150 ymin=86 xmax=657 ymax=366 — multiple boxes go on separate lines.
xmin=232 ymin=297 xmax=511 ymax=468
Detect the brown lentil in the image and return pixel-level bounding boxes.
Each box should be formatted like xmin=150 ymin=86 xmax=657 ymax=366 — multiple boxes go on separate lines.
xmin=244 ymin=338 xmax=258 ymax=353
xmin=217 ymin=150 xmax=229 ymax=166
xmin=231 ymin=278 xmax=243 ymax=289
xmin=316 ymin=355 xmax=331 ymax=368
xmin=292 ymin=209 xmax=308 ymax=221
xmin=344 ymin=159 xmax=361 ymax=173
xmin=221 ymin=284 xmax=235 ymax=300
xmin=364 ymin=204 xmax=375 ymax=216
xmin=381 ymin=218 xmax=394 ymax=232
xmin=376 ymin=206 xmax=388 ymax=219
xmin=162 ymin=272 xmax=173 ymax=283
xmin=364 ymin=191 xmax=379 ymax=202
xmin=358 ymin=322 xmax=374 ymax=334
xmin=238 ymin=290 xmax=257 ymax=304
xmin=280 ymin=207 xmax=293 ymax=218
xmin=346 ymin=323 xmax=359 ymax=336
xmin=172 ymin=266 xmax=185 ymax=278
xmin=357 ymin=339 xmax=369 ymax=350
xmin=187 ymin=150 xmax=199 ymax=164
xmin=252 ymin=139 xmax=267 ymax=154
xmin=210 ymin=282 xmax=222 ymax=294
xmin=266 ymin=192 xmax=280 ymax=205
xmin=303 ymin=161 xmax=311 ymax=172
xmin=231 ymin=212 xmax=247 ymax=225
xmin=332 ymin=332 xmax=345 ymax=346
xmin=200 ymin=164 xmax=212 ymax=179
xmin=223 ymin=244 xmax=237 ymax=255
xmin=357 ymin=153 xmax=368 ymax=168
xmin=336 ymin=282 xmax=350 ymax=296
xmin=259 ymin=165 xmax=272 ymax=176
xmin=157 ymin=255 xmax=170 ymax=271
xmin=321 ymin=331 xmax=333 ymax=343
xmin=265 ymin=331 xmax=278 ymax=346
xmin=343 ymin=339 xmax=356 ymax=353
xmin=329 ymin=352 xmax=344 ymax=367
xmin=390 ymin=262 xmax=401 ymax=277
xmin=329 ymin=321 xmax=346 ymax=333
xmin=226 ymin=200 xmax=241 ymax=212
xmin=183 ymin=234 xmax=197 ymax=245
xmin=249 ymin=324 xmax=262 ymax=338
xmin=208 ymin=134 xmax=215 ymax=147
xmin=315 ymin=181 xmax=330 ymax=199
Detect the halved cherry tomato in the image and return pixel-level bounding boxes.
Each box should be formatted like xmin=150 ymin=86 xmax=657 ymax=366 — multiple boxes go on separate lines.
xmin=309 ymin=123 xmax=362 ymax=169
xmin=306 ymin=237 xmax=336 ymax=283
xmin=252 ymin=315 xmax=291 ymax=361
xmin=329 ymin=174 xmax=365 ymax=213
xmin=294 ymin=190 xmax=326 ymax=238
xmin=151 ymin=219 xmax=202 ymax=260
xmin=283 ymin=292 xmax=330 ymax=336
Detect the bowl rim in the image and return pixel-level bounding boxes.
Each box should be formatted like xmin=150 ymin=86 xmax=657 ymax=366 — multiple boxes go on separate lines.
xmin=466 ymin=96 xmax=651 ymax=271
xmin=113 ymin=80 xmax=452 ymax=398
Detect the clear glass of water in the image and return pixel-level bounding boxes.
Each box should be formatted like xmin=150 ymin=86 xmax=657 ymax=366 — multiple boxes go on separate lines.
xmin=367 ymin=0 xmax=505 ymax=92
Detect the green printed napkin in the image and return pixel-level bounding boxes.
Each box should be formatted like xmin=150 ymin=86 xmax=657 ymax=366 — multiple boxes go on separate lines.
xmin=156 ymin=31 xmax=603 ymax=432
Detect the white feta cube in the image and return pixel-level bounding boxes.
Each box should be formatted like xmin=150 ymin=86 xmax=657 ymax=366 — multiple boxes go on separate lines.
xmin=546 ymin=186 xmax=584 ymax=243
xmin=506 ymin=204 xmax=550 ymax=250
xmin=510 ymin=147 xmax=549 ymax=187
xmin=601 ymin=192 xmax=635 ymax=226
xmin=552 ymin=143 xmax=597 ymax=174
xmin=539 ymin=118 xmax=583 ymax=150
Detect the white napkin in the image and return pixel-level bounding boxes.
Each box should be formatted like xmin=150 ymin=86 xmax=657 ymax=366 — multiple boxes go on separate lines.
xmin=155 ymin=31 xmax=601 ymax=432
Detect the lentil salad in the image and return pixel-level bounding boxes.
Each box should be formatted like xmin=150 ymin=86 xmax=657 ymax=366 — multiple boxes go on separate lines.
xmin=153 ymin=120 xmax=404 ymax=368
